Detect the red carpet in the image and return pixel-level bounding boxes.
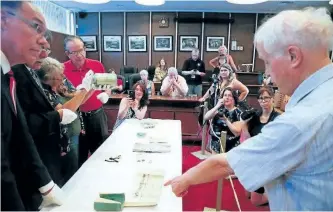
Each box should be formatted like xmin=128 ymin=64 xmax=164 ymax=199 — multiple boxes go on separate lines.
xmin=182 ymin=145 xmax=270 ymax=211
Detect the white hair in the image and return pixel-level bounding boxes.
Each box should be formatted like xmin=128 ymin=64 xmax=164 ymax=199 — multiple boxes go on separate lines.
xmin=254 ymin=7 xmax=333 ymax=57
xmin=168 ymin=67 xmax=178 ymax=75
xmin=40 ymin=57 xmax=64 ymax=80
xmin=140 ymin=69 xmax=148 ymax=75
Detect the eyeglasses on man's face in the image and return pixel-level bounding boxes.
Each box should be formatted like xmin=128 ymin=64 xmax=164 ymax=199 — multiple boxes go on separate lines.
xmin=258 ymin=96 xmax=272 ymax=102
xmin=67 ymin=48 xmax=86 ymax=57
xmin=6 ymin=10 xmax=46 ymax=36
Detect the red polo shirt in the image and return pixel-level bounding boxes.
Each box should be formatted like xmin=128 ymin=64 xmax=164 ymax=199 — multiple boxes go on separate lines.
xmin=64 ymin=58 xmax=105 ymax=112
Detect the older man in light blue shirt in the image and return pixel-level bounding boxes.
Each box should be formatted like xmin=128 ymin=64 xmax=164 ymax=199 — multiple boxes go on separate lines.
xmin=165 ymin=7 xmax=333 ymax=211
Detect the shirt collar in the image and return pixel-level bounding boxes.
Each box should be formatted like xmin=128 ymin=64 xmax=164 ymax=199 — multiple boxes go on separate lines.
xmin=1 ymin=50 xmax=11 ymax=75
xmin=287 ymin=63 xmax=333 ymax=108
xmin=24 ymin=65 xmax=32 ymax=72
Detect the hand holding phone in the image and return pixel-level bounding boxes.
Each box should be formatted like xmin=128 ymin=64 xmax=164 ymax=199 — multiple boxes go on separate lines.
xmin=128 ymin=90 xmax=135 ymax=100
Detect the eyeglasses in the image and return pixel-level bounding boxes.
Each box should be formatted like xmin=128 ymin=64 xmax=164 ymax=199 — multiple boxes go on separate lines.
xmin=258 ymin=96 xmax=272 ymax=102
xmin=67 ymin=48 xmax=86 ymax=56
xmin=41 ymin=46 xmax=51 ymax=54
xmin=6 ymin=11 xmax=46 ymax=36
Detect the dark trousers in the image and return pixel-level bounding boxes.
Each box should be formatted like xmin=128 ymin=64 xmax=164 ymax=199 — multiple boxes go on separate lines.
xmin=79 ymin=108 xmax=109 ymax=167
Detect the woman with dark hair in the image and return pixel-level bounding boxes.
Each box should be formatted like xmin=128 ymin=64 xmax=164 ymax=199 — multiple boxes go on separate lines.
xmin=204 ymin=87 xmax=242 ymax=153
xmin=113 ymin=82 xmax=149 ymax=130
xmin=240 ymin=86 xmax=280 ymax=206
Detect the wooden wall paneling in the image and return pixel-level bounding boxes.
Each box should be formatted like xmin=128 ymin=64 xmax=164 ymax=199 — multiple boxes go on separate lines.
xmin=50 ymin=31 xmax=69 ymax=63
xmin=175 ymin=112 xmax=199 ymax=135
xmin=126 ymin=12 xmax=150 ymax=70
xmin=203 ymin=12 xmax=229 ymax=71
xmin=151 ymin=12 xmax=177 ymax=67
xmin=101 ymin=12 xmax=124 ymax=74
xmin=229 ymin=13 xmax=256 ymax=71
xmin=150 ymin=111 xmax=174 ymax=120
xmin=104 ymin=108 xmax=118 ymax=131
xmin=254 ymin=13 xmax=273 ymax=72
xmin=76 ymin=12 xmax=99 ymax=61
xmin=177 ymin=12 xmax=202 ymax=68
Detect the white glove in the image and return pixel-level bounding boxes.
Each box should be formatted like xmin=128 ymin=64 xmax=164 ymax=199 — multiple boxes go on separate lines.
xmin=38 ymin=184 xmax=65 ymax=209
xmin=60 ymin=109 xmax=77 ymax=125
xmin=77 ymin=70 xmax=94 ymax=91
xmin=97 ymin=92 xmax=109 ymax=104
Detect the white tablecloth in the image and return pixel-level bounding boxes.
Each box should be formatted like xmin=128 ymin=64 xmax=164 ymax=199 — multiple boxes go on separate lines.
xmin=42 ymin=119 xmax=182 ymax=211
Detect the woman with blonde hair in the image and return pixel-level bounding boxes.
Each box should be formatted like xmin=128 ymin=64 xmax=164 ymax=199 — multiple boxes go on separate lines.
xmin=209 ymin=45 xmax=238 ymax=73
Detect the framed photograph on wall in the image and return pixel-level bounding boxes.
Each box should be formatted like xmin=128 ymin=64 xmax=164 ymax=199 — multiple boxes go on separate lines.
xmin=81 ymin=35 xmax=97 ymax=51
xmin=128 ymin=35 xmax=147 ymax=52
xmin=179 ymin=36 xmax=199 ymax=52
xmin=206 ymin=36 xmax=225 ymax=52
xmin=103 ymin=35 xmax=122 ymax=52
xmin=154 ymin=35 xmax=173 ymax=51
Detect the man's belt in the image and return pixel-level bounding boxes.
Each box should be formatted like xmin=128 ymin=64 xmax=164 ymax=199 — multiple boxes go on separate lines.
xmin=81 ymin=107 xmax=103 ymax=117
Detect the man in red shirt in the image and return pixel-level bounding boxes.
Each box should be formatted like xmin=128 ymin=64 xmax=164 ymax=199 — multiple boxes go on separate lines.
xmin=63 ymin=35 xmax=109 ymax=166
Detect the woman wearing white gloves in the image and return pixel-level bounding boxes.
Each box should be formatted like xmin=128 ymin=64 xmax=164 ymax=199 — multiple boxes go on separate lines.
xmin=37 ymin=57 xmax=93 ymax=185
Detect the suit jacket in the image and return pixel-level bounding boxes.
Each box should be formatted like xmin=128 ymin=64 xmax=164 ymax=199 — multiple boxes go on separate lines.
xmin=12 ymin=64 xmax=63 ymax=185
xmin=1 ymin=69 xmax=52 ymax=211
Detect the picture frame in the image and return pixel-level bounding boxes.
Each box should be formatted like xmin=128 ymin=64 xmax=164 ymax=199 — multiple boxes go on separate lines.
xmin=103 ymin=35 xmax=122 ymax=52
xmin=206 ymin=36 xmax=225 ymax=52
xmin=180 ymin=36 xmax=199 ymax=52
xmin=128 ymin=35 xmax=147 ymax=52
xmin=80 ymin=35 xmax=97 ymax=51
xmin=153 ymin=35 xmax=173 ymax=52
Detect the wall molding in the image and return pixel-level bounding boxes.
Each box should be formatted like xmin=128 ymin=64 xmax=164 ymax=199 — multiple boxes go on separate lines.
xmin=252 ymin=13 xmax=259 ymax=72
xmin=123 ymin=12 xmax=127 ymax=66
xmin=174 ymin=12 xmax=179 ymax=67
xmin=98 ymin=12 xmax=102 ymax=62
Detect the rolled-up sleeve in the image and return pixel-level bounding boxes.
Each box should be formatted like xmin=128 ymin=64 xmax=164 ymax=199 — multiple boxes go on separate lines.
xmin=180 ymin=77 xmax=188 ymax=95
xmin=226 ymin=115 xmax=309 ymax=191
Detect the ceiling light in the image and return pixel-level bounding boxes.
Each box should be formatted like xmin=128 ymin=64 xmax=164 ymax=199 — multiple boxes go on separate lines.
xmin=329 ymin=0 xmax=333 ymax=5
xmin=73 ymin=0 xmax=111 ymax=4
xmin=135 ymin=0 xmax=165 ymax=6
xmin=226 ymin=0 xmax=268 ymax=4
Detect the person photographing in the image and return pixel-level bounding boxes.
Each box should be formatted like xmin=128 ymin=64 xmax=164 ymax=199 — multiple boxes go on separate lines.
xmin=113 ymin=83 xmax=148 ymax=130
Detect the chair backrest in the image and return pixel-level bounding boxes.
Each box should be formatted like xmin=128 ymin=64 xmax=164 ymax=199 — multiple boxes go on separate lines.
xmin=147 ymin=65 xmax=156 ymax=81
xmin=128 ymin=73 xmax=141 ymax=89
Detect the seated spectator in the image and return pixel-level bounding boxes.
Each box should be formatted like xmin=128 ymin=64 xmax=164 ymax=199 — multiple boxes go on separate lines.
xmin=108 ymin=68 xmax=123 ymax=94
xmin=113 ymin=82 xmax=148 ymax=130
xmin=153 ymin=58 xmax=168 ymax=82
xmin=240 ymin=86 xmax=280 ymax=206
xmin=160 ymin=67 xmax=188 ymax=97
xmin=139 ymin=69 xmax=155 ymax=97
xmin=204 ymin=87 xmax=242 ymax=153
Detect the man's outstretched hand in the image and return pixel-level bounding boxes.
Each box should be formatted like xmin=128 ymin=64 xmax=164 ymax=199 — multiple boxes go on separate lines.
xmin=164 ymin=175 xmax=190 ymax=197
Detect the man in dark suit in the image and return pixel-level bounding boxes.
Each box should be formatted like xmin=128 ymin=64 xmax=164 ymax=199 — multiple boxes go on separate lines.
xmin=1 ymin=1 xmax=64 ymax=210
xmin=12 ymin=29 xmax=80 ymax=209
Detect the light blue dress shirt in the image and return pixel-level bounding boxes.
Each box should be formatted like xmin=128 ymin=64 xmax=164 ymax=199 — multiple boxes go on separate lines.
xmin=227 ymin=64 xmax=333 ymax=211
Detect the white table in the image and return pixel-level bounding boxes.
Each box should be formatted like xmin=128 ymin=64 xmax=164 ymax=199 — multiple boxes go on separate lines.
xmin=42 ymin=119 xmax=182 ymax=211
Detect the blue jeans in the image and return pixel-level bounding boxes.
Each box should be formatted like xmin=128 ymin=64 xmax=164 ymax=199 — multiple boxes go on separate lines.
xmin=188 ymin=84 xmax=202 ymax=96
xmin=70 ymin=135 xmax=79 ymax=158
